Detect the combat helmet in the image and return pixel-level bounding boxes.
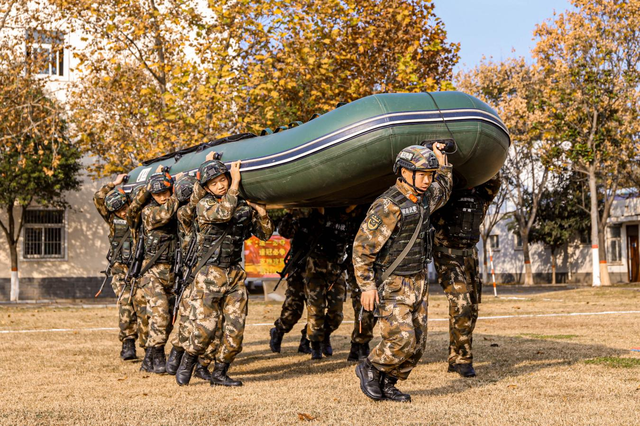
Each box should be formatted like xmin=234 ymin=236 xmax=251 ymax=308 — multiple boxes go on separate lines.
xmin=393 ymin=145 xmax=440 ymax=175
xmin=197 ymin=160 xmax=228 ymax=186
xmin=174 ymin=175 xmax=197 ymax=203
xmin=147 ymin=172 xmax=174 ymax=194
xmin=105 ymin=188 xmax=129 ymax=212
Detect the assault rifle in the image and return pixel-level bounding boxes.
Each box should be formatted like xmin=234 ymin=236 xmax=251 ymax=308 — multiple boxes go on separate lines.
xmin=118 ymin=228 xmax=145 ymax=304
xmin=274 ymin=232 xmax=321 ymax=291
xmin=172 ymin=233 xmax=199 ymax=323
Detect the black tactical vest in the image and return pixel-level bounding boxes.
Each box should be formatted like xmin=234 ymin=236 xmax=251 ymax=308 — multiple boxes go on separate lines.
xmin=311 ymin=208 xmax=350 ymax=262
xmin=374 ymin=186 xmax=432 ymax=276
xmin=433 ymin=189 xmax=485 ymax=247
xmin=110 ymin=218 xmax=133 ymax=264
xmin=198 ymin=198 xmax=253 ymax=268
xmin=143 ymin=214 xmax=178 ymax=264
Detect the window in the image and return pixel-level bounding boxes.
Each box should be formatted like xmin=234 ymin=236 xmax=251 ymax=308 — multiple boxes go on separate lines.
xmin=578 ymin=230 xmax=590 ymax=245
xmin=607 ymin=226 xmax=622 ymax=263
xmin=489 ymin=235 xmax=500 ymax=251
xmin=514 ymin=233 xmax=522 ymax=249
xmin=23 ymin=209 xmax=66 ymax=260
xmin=25 ymin=30 xmax=65 ymax=77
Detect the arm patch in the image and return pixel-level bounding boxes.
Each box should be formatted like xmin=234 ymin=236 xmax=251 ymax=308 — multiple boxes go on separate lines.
xmin=366 ymin=214 xmax=383 ymax=231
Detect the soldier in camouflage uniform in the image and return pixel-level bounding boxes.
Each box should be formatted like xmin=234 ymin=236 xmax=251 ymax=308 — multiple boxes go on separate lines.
xmin=127 ymin=168 xmax=179 ymax=374
xmin=93 ymin=174 xmax=146 ymax=360
xmin=303 ymin=207 xmax=355 ymax=360
xmin=269 ymin=209 xmax=314 ymax=355
xmin=353 ymin=144 xmax=451 ymax=402
xmin=432 ymin=173 xmax=502 ymax=377
xmin=175 ymin=159 xmax=273 ymax=387
xmin=165 ymin=174 xmax=221 ymax=381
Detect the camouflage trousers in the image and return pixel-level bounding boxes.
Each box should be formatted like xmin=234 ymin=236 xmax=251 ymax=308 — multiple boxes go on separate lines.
xmin=131 ymin=279 xmax=149 ymax=349
xmin=304 ymin=258 xmax=346 ymax=342
xmin=111 ymin=264 xmax=148 ymax=348
xmin=434 ymin=250 xmax=480 ymax=365
xmin=183 ymin=265 xmax=248 ymax=364
xmin=274 ymin=269 xmax=306 ymax=333
xmin=170 ymin=283 xmax=223 ymax=367
xmin=369 ymin=271 xmax=429 ymax=380
xmin=350 ymin=285 xmax=376 ymax=345
xmin=139 ymin=262 xmax=175 ymax=348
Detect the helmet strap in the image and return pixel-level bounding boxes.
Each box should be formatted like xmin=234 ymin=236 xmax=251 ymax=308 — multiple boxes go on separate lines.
xmin=400 ymin=169 xmax=426 ymax=195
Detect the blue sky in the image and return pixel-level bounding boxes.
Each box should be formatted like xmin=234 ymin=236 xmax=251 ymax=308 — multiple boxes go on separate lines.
xmin=434 ymin=0 xmax=572 ymax=71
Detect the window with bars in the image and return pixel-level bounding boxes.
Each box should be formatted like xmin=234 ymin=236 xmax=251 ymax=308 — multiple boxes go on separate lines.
xmin=607 ymin=226 xmax=622 ymax=263
xmin=489 ymin=234 xmax=500 ymax=251
xmin=23 ymin=209 xmax=66 ymax=260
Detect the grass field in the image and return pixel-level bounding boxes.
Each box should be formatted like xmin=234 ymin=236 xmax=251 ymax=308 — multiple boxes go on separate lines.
xmin=1 ymin=285 xmax=640 ymax=425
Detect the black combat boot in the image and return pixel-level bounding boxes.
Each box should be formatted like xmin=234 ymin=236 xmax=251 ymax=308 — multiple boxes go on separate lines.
xmin=165 ymin=346 xmax=184 ymax=376
xmin=381 ymin=373 xmax=411 ymax=402
xmin=269 ymin=327 xmax=285 ymax=353
xmin=140 ymin=347 xmax=153 ymax=372
xmin=120 ymin=338 xmax=137 ymax=360
xmin=358 ymin=342 xmax=371 ymax=361
xmin=347 ymin=342 xmax=361 ymax=362
xmin=355 ymin=358 xmax=383 ymax=401
xmin=151 ymin=345 xmax=167 ymax=374
xmin=310 ymin=341 xmax=323 ymax=360
xmin=210 ymin=362 xmax=243 ymax=387
xmin=194 ymin=361 xmax=212 ymax=381
xmin=298 ymin=328 xmax=312 ymax=354
xmin=448 ymin=363 xmax=476 ymax=377
xmin=322 ymin=333 xmax=333 ymax=357
xmin=176 ymin=352 xmax=198 ymax=386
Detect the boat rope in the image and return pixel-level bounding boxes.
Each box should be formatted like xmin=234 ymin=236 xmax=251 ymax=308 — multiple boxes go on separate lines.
xmin=426 ymin=92 xmax=459 ymax=155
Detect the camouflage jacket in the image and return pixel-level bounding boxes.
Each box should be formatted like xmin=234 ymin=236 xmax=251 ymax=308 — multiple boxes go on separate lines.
xmin=433 ymin=173 xmax=502 ymax=249
xmin=127 ymin=186 xmax=179 ymax=234
xmin=177 ymin=181 xmax=207 ymax=251
xmin=93 ymin=182 xmax=118 ymax=239
xmin=352 ymin=165 xmax=453 ymax=292
xmin=195 ymin=186 xmax=273 ymax=242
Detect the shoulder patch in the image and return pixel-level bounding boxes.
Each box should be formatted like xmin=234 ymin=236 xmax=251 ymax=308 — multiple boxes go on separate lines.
xmin=366 ymin=214 xmax=383 ymax=231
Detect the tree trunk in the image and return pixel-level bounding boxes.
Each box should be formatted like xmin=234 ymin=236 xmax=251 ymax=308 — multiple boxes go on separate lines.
xmin=522 ymin=233 xmax=534 ymax=286
xmin=588 ymin=166 xmax=601 ymax=286
xmin=482 ymin=237 xmax=488 ymax=283
xmin=9 ymin=241 xmax=19 ymax=301
xmin=597 ymin=223 xmax=612 ymax=286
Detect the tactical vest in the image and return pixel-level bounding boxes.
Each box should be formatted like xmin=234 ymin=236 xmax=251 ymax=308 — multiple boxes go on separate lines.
xmin=311 ymin=208 xmax=350 ymax=262
xmin=110 ymin=218 xmax=133 ymax=264
xmin=374 ymin=186 xmax=432 ymax=276
xmin=143 ymin=215 xmax=178 ymax=264
xmin=198 ymin=199 xmax=254 ymax=268
xmin=434 ymin=189 xmax=485 ymax=247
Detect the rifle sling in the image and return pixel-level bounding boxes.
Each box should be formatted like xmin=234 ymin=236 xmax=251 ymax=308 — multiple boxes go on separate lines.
xmin=190 ymin=227 xmax=230 ymax=280
xmin=138 ymin=243 xmax=169 ymax=277
xmin=380 ymin=205 xmax=424 ymax=283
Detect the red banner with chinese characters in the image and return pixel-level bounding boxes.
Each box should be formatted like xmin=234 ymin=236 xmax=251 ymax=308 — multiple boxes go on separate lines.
xmin=244 ymin=236 xmax=291 ymax=278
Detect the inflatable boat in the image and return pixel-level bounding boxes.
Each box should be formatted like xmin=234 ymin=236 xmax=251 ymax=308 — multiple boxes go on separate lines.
xmin=123 ymin=91 xmax=510 ymax=207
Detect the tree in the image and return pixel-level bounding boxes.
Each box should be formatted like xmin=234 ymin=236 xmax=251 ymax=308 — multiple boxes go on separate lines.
xmin=533 ymin=0 xmax=640 ymax=286
xmin=57 ymin=0 xmax=459 ymax=177
xmin=529 ymin=174 xmax=591 ymax=284
xmin=456 ymin=58 xmax=552 ymax=285
xmin=479 ymin=181 xmax=507 ymax=283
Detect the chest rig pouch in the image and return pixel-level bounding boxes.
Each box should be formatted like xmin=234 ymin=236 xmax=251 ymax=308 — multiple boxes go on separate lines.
xmin=312 ymin=208 xmax=349 ymax=262
xmin=143 ymin=219 xmax=177 ymax=264
xmin=442 ymin=189 xmax=485 ymax=246
xmin=200 ymin=200 xmax=253 ymax=268
xmin=110 ymin=218 xmax=133 ymax=264
xmin=374 ymin=186 xmax=432 ymax=277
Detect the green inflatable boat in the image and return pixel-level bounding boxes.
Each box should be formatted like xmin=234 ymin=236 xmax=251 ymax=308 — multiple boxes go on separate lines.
xmin=123 ymin=91 xmax=510 ymax=207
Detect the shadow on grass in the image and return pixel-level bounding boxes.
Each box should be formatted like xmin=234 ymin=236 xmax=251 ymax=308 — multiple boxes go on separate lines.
xmin=411 ymin=331 xmax=626 ymax=396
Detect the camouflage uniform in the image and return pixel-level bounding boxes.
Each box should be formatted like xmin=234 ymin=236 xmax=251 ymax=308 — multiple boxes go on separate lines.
xmin=170 ymin=182 xmax=222 ymax=368
xmin=432 ymin=174 xmax=502 ymax=366
xmin=273 ymin=210 xmax=312 ymax=334
xmin=93 ymin=183 xmax=148 ymax=347
xmin=353 ymin=167 xmax=452 ymax=380
xmin=348 ymin=264 xmax=376 ymax=345
xmin=303 ymin=208 xmax=354 ymax=344
xmin=182 ymin=187 xmax=273 ymax=364
xmin=128 ymin=187 xmax=179 ymax=349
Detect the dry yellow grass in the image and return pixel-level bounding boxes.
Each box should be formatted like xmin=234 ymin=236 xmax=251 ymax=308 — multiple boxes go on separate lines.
xmin=1 ymin=286 xmax=640 ymax=425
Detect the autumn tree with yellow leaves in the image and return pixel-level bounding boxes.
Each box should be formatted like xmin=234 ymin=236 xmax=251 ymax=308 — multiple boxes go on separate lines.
xmin=57 ymin=0 xmax=459 ymax=177
xmin=533 ymin=0 xmax=640 ymax=286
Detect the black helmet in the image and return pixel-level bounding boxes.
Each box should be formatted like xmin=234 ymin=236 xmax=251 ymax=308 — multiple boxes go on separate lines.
xmin=174 ymin=175 xmax=196 ymax=203
xmin=105 ymin=188 xmax=128 ymax=212
xmin=393 ymin=145 xmax=439 ymax=175
xmin=197 ymin=160 xmax=228 ymax=186
xmin=147 ymin=172 xmax=173 ymax=194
